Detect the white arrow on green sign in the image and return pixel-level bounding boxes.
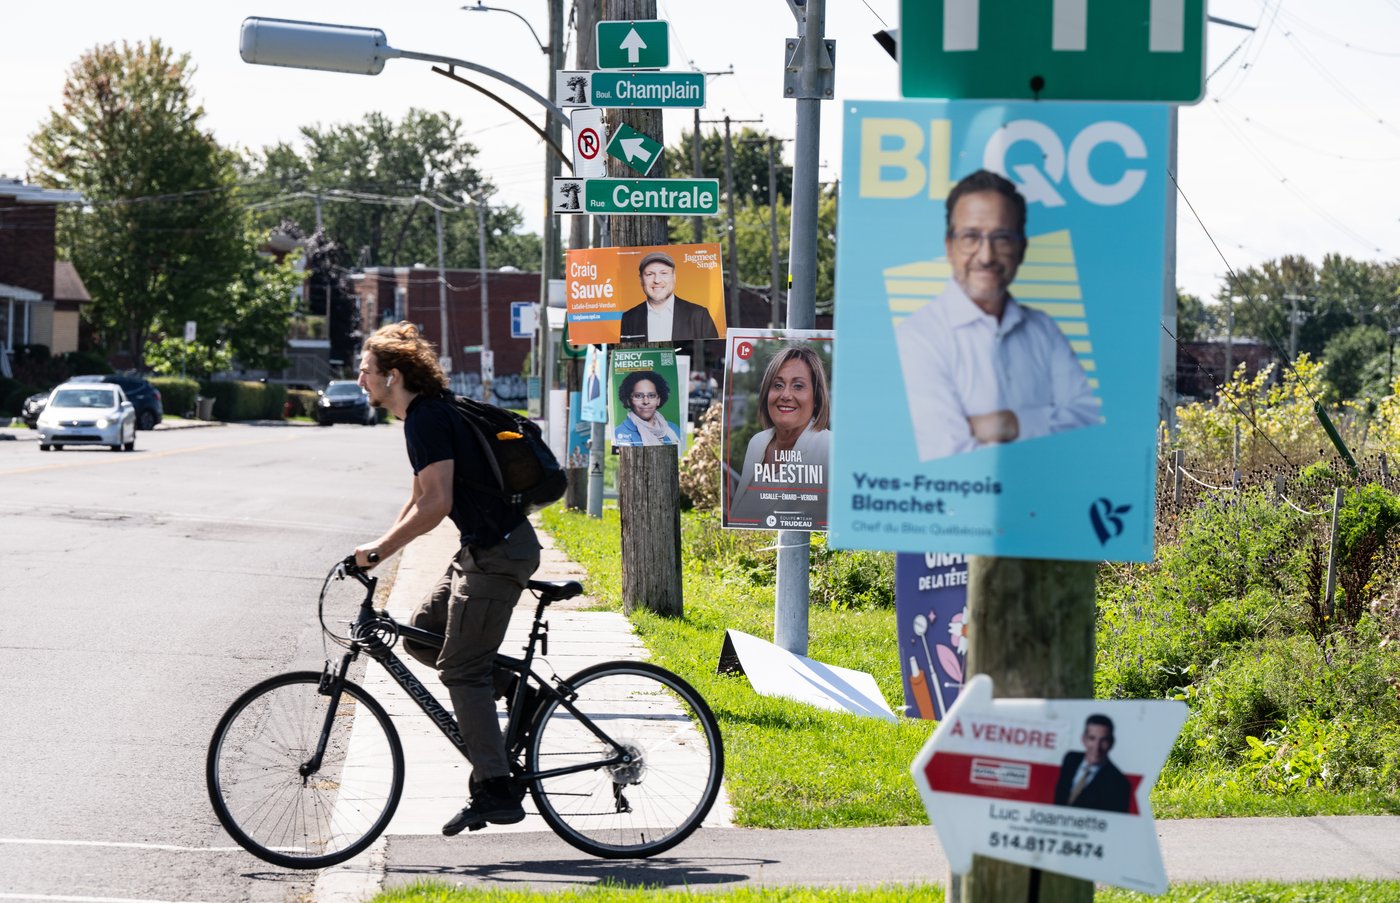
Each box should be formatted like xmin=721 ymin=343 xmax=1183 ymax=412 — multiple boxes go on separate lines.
xmin=552 ymin=177 xmax=720 ymax=216
xmin=596 ymin=20 xmax=669 ymax=70
xmin=606 ymin=123 xmax=662 ymax=175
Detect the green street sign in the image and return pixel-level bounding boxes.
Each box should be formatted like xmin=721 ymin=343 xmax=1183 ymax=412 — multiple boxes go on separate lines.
xmin=900 ymin=0 xmax=1206 ymax=103
xmin=589 ymin=72 xmax=705 ymax=109
xmin=552 ymin=178 xmax=720 ymax=216
xmin=606 ymin=123 xmax=663 ymax=176
xmin=596 ymin=20 xmax=669 ymax=70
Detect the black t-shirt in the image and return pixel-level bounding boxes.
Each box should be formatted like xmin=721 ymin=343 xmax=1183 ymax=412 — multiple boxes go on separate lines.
xmin=403 ymin=393 xmax=524 ymax=548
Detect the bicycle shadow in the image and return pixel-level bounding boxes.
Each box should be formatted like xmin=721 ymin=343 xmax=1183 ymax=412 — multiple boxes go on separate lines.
xmin=386 ymin=853 xmax=772 ymax=890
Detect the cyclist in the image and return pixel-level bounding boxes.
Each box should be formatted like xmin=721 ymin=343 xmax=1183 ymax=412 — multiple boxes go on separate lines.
xmin=354 ymin=321 xmax=542 ymax=835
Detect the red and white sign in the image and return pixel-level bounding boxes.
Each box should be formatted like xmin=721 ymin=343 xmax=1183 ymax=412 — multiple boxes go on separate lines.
xmin=910 ymin=675 xmax=1185 ymax=894
xmin=570 ymin=107 xmax=607 ymax=178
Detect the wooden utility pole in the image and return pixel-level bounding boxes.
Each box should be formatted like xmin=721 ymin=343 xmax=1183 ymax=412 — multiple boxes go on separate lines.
xmin=607 ymin=0 xmax=681 ymax=618
xmin=960 ymin=557 xmax=1097 ymax=903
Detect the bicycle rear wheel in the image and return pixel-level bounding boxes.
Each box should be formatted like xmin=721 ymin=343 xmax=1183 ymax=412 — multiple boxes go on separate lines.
xmin=207 ymin=671 xmax=404 ymax=869
xmin=527 ymin=661 xmax=723 ymax=858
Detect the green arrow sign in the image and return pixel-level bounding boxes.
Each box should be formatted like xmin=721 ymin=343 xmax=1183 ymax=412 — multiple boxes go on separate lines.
xmin=606 ymin=123 xmax=663 ymax=175
xmin=596 ymin=20 xmax=669 ymax=70
xmin=589 ymin=72 xmax=704 ymax=108
xmin=552 ymin=178 xmax=720 ymax=216
xmin=901 ymin=0 xmax=1206 ymax=103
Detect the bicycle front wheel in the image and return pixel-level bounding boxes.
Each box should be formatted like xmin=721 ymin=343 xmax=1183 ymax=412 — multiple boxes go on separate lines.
xmin=206 ymin=671 xmax=404 ymax=869
xmin=527 ymin=661 xmax=723 ymax=858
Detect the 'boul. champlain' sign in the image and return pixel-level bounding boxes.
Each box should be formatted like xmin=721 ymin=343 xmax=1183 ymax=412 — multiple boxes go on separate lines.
xmin=551 ymin=178 xmax=720 ymax=216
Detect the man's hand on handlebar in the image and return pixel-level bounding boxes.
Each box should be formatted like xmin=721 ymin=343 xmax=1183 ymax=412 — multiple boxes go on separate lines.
xmin=352 ymin=546 xmax=383 ymax=570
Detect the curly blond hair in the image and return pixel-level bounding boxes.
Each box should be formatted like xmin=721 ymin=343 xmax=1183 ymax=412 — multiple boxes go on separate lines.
xmin=363 ymin=321 xmax=449 ymax=396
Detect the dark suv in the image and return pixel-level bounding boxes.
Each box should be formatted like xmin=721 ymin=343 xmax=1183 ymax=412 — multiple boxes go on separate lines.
xmin=315 ymin=380 xmax=378 ymax=426
xmin=67 ymin=375 xmax=163 ymax=430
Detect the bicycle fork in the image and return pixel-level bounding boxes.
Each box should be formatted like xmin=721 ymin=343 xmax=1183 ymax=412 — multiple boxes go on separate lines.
xmin=300 ymin=654 xmax=353 ymax=779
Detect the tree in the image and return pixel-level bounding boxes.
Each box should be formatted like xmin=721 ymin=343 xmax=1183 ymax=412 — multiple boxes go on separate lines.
xmin=1323 ymin=324 xmax=1387 ymax=403
xmin=669 ymin=126 xmax=792 ymax=206
xmin=243 ymin=109 xmax=540 ymax=272
xmin=670 ymin=183 xmax=837 ymax=313
xmin=1176 ymin=290 xmax=1214 ymax=342
xmin=28 ymin=40 xmax=249 ymax=370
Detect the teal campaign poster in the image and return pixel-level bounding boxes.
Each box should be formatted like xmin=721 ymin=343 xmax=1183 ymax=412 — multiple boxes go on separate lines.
xmin=830 ymin=100 xmax=1169 ymax=562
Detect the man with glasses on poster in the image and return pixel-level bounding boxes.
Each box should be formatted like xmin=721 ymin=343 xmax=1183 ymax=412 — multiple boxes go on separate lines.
xmin=895 ymin=170 xmax=1100 ymax=462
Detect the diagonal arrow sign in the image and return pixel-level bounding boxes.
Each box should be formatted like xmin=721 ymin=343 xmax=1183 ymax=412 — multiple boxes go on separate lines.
xmin=605 ymin=123 xmax=663 ymax=176
xmin=618 ymin=137 xmax=652 ymax=165
xmin=619 ymin=27 xmax=648 ymax=64
xmin=910 ymin=674 xmax=1185 ymax=894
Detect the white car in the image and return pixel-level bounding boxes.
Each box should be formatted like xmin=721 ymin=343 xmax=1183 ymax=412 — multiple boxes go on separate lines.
xmin=37 ymin=382 xmax=138 ymax=452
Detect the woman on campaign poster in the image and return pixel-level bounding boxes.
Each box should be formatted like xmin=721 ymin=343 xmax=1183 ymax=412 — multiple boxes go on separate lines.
xmin=723 ymin=331 xmax=834 ymax=531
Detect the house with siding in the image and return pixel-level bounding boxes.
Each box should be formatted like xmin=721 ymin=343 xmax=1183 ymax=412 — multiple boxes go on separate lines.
xmin=0 ymin=178 xmax=87 ymax=376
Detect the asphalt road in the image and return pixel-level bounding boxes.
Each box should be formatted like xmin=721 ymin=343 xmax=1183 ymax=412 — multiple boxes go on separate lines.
xmin=0 ymin=422 xmax=410 ymax=902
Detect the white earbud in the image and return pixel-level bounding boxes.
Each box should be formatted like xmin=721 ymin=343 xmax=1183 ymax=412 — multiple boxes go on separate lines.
xmin=385 ymin=375 xmax=394 ymax=387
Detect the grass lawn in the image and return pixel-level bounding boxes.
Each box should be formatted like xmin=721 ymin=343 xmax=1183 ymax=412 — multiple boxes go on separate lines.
xmin=376 ymin=880 xmax=1400 ymax=902
xmin=538 ymin=505 xmax=1400 ymax=824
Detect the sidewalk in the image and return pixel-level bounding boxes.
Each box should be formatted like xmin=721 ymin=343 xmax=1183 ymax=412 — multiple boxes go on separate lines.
xmin=315 ymin=521 xmax=1400 ymax=901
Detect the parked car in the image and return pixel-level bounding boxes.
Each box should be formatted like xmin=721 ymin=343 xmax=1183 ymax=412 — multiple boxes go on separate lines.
xmin=21 ymin=391 xmax=48 ymax=428
xmin=36 ymin=382 xmax=137 ymax=452
xmin=68 ymin=374 xmax=163 ymax=430
xmin=315 ymin=380 xmax=378 ymax=426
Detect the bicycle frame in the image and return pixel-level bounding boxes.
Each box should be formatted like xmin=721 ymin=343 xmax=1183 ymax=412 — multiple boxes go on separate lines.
xmin=320 ymin=567 xmax=632 ymax=788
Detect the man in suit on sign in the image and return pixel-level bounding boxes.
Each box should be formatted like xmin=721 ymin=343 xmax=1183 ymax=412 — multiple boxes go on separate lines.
xmin=1053 ymin=713 xmax=1132 ymax=813
xmin=619 ymin=252 xmax=719 ymax=343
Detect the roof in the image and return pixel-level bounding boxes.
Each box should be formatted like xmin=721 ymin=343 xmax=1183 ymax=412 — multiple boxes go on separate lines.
xmin=53 ymin=261 xmax=91 ymax=303
xmin=0 ymin=282 xmax=43 ymax=302
xmin=0 ymin=178 xmax=82 ymax=205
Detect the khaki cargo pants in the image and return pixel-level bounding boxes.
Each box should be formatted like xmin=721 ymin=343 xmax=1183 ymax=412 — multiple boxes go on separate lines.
xmin=403 ymin=521 xmax=541 ymax=781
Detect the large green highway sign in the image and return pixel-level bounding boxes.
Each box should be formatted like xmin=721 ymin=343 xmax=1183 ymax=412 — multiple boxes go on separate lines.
xmin=552 ymin=178 xmax=720 ymax=216
xmin=900 ymin=0 xmax=1206 ymax=103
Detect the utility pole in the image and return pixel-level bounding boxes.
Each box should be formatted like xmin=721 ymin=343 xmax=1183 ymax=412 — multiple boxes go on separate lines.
xmin=434 ymin=204 xmax=451 ymax=374
xmin=777 ymin=0 xmax=832 ymax=655
xmin=768 ymin=137 xmax=782 ymax=327
xmin=476 ymin=197 xmax=491 ymax=402
xmin=1285 ymin=290 xmax=1308 ymax=361
xmin=536 ymin=0 xmax=564 ymax=423
xmin=608 ymin=0 xmax=681 ymax=618
xmin=569 ymin=0 xmax=599 ymax=513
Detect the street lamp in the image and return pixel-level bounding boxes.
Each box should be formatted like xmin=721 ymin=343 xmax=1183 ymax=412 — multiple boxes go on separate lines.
xmin=239 ymin=17 xmax=569 ymax=142
xmin=240 ymin=14 xmax=568 ymax=408
xmin=461 ymin=3 xmax=549 ymax=54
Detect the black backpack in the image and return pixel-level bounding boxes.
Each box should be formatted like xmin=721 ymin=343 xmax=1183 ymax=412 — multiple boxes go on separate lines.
xmin=449 ymin=394 xmax=568 ymax=514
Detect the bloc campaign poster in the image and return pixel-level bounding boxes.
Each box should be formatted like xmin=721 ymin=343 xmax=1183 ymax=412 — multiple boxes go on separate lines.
xmin=565 ymin=242 xmax=725 ymax=345
xmin=828 ymin=100 xmax=1170 ymax=562
xmin=895 ymin=553 xmax=968 ymax=721
xmin=721 ymin=330 xmax=835 ymax=531
xmin=609 ymin=348 xmax=685 ymax=452
xmin=581 ymin=344 xmax=609 ymax=423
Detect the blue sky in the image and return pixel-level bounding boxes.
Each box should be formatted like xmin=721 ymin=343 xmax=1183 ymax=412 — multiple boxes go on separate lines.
xmin=4 ymin=0 xmax=1397 ymax=308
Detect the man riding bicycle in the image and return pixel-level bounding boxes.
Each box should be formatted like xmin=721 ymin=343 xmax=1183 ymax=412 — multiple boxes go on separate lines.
xmin=353 ymin=321 xmax=542 ymax=834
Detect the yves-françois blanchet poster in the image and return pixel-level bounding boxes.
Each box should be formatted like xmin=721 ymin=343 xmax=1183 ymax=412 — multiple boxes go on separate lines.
xmin=829 ymin=100 xmax=1170 ymax=562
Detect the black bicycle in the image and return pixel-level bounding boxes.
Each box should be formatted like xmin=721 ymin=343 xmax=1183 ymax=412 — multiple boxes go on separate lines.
xmin=206 ymin=556 xmax=724 ymax=869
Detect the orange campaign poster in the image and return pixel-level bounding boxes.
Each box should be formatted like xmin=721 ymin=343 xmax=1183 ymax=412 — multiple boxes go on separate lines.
xmin=565 ymin=242 xmax=725 ymax=345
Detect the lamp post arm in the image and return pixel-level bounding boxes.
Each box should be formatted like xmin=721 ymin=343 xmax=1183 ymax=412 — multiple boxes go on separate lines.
xmin=396 ymin=48 xmax=569 ymax=126
xmin=429 ymin=66 xmax=573 ymax=169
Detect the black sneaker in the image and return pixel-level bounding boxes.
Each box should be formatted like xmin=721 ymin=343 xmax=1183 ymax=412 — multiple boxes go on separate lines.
xmin=441 ymin=777 xmax=526 ymax=836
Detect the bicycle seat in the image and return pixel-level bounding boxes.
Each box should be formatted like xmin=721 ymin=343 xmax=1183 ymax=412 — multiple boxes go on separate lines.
xmin=528 ymin=579 xmax=583 ymax=604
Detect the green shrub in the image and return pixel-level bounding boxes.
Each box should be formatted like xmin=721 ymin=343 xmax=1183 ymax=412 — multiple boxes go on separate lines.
xmin=809 ymin=533 xmax=895 ymax=610
xmin=287 ymin=389 xmax=319 ymax=419
xmin=150 ymin=377 xmax=199 ymax=418
xmin=199 ymin=380 xmax=287 ymax=421
xmin=60 ymin=349 xmax=111 ymax=375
